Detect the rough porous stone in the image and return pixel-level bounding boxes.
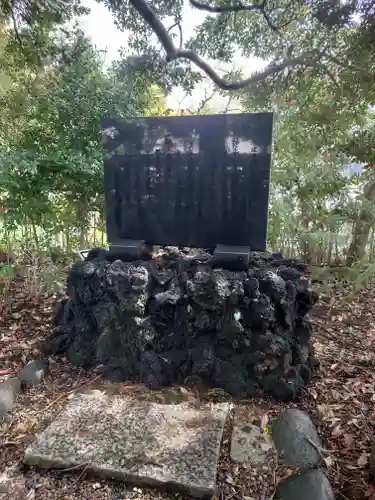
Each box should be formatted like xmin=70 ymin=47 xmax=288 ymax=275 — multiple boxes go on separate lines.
xmin=24 ymin=390 xmax=229 ymax=498
xmin=44 ymin=248 xmax=318 ymax=401
xmin=230 ymin=408 xmax=275 ymax=465
xmin=18 ymin=359 xmax=49 ymax=389
xmin=271 ymin=409 xmax=322 ymax=469
xmin=275 ymin=469 xmax=335 ymax=500
xmin=0 ymin=377 xmax=21 ymax=420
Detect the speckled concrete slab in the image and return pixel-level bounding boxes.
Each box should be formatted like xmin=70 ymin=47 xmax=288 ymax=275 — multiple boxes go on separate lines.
xmin=230 ymin=407 xmax=275 ymax=465
xmin=23 ymin=390 xmax=229 ymax=498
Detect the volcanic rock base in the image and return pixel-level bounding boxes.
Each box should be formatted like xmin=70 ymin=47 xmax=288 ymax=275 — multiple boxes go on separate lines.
xmin=44 ymin=248 xmax=319 ymax=401
xmin=23 ymin=391 xmax=229 ymax=498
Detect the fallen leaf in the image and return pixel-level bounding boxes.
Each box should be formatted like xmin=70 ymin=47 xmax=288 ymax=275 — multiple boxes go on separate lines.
xmin=331 ymin=425 xmax=342 ymax=437
xmin=0 ymin=369 xmax=12 ymax=375
xmin=357 ymin=453 xmax=369 ymax=467
xmin=77 ymin=431 xmax=90 ymax=437
xmin=344 ymin=434 xmax=354 ymax=447
xmin=260 ymin=442 xmax=274 ymax=452
xmin=260 ymin=413 xmax=269 ymax=430
xmin=26 ymin=489 xmax=35 ymax=499
xmin=13 ymin=422 xmax=28 ymax=433
xmin=324 ymin=455 xmax=334 ymax=468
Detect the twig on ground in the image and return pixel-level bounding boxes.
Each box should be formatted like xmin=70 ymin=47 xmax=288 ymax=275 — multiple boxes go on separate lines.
xmin=310 ymin=319 xmax=337 ymax=334
xmin=59 ymin=462 xmax=90 ymax=472
xmin=37 ymin=375 xmax=101 ymax=414
xmin=70 ymin=464 xmax=90 ymax=485
xmin=303 ymin=435 xmax=330 ymax=460
xmin=56 ymin=462 xmax=91 ymax=485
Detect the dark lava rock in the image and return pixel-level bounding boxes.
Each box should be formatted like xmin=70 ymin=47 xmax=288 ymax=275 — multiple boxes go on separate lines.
xmin=272 ymin=408 xmax=322 ymax=468
xmin=19 ymin=359 xmax=49 ymax=389
xmin=0 ymin=377 xmax=21 ymax=420
xmin=43 ymin=248 xmax=319 ymax=401
xmin=275 ymin=469 xmax=335 ymax=500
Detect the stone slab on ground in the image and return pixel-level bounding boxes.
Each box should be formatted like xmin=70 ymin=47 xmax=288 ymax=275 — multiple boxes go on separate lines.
xmin=23 ymin=390 xmax=229 ymax=498
xmin=230 ymin=407 xmax=275 ymax=465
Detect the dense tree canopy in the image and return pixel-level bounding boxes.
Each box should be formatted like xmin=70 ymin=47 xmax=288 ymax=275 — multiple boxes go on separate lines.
xmin=100 ymin=0 xmax=375 ymax=92
xmin=0 ymin=18 xmax=168 ymax=250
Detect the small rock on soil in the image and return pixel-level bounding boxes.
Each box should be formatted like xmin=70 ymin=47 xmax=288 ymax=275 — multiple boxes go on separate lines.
xmin=275 ymin=468 xmax=335 ymax=500
xmin=271 ymin=409 xmax=322 ymax=469
xmin=18 ymin=359 xmax=49 ymax=389
xmin=0 ymin=377 xmax=21 ymax=420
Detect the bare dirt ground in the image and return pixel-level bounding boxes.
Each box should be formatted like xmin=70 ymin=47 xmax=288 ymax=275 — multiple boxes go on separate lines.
xmin=1 ymin=277 xmax=375 ymax=500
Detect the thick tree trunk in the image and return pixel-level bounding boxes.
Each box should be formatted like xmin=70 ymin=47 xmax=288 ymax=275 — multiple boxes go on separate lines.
xmin=346 ymin=179 xmax=375 ymax=266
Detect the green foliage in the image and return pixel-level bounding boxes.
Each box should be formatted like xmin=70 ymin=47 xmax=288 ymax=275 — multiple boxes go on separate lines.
xmin=0 ymin=263 xmax=13 ymax=278
xmin=344 ymin=112 xmax=375 ymax=166
xmin=0 ymin=21 xmax=169 ymax=252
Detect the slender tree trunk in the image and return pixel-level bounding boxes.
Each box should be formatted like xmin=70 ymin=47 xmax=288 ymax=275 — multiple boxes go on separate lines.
xmin=76 ymin=200 xmax=88 ymax=248
xmin=346 ymin=179 xmax=375 ymax=266
xmin=93 ymin=215 xmax=97 ymax=247
xmin=327 ymin=234 xmax=333 ymax=266
xmin=66 ymin=231 xmax=70 ymax=252
xmin=334 ymin=237 xmax=338 ymax=263
xmin=30 ymin=217 xmax=40 ymax=254
xmin=369 ymin=228 xmax=375 ymax=260
xmin=297 ymin=187 xmax=313 ymax=263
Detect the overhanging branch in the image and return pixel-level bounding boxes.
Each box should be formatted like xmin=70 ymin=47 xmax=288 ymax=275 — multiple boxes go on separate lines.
xmin=167 ymin=22 xmax=183 ymax=49
xmin=190 ymin=0 xmax=265 ymax=13
xmin=128 ymin=0 xmax=338 ymax=90
xmin=10 ymin=0 xmax=23 ymax=48
xmin=190 ymin=0 xmax=287 ymax=33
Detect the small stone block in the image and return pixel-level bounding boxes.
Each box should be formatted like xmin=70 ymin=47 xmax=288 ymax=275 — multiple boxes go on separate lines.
xmin=24 ymin=391 xmax=229 ymax=498
xmin=230 ymin=408 xmax=275 ymax=465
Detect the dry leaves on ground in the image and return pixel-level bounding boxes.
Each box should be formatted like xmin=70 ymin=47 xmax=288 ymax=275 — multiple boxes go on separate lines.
xmin=308 ymin=289 xmax=375 ymax=499
xmin=0 ymin=277 xmax=375 ymax=499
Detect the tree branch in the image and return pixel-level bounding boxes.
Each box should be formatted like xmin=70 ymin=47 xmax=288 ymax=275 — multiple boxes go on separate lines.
xmin=128 ymin=0 xmax=338 ymax=90
xmin=10 ymin=0 xmax=23 ymax=48
xmin=167 ymin=22 xmax=183 ymax=49
xmin=197 ymin=89 xmax=216 ymax=112
xmin=190 ymin=0 xmax=284 ymax=33
xmin=223 ymin=94 xmax=236 ymax=113
xmin=190 ymin=0 xmax=264 ymax=13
